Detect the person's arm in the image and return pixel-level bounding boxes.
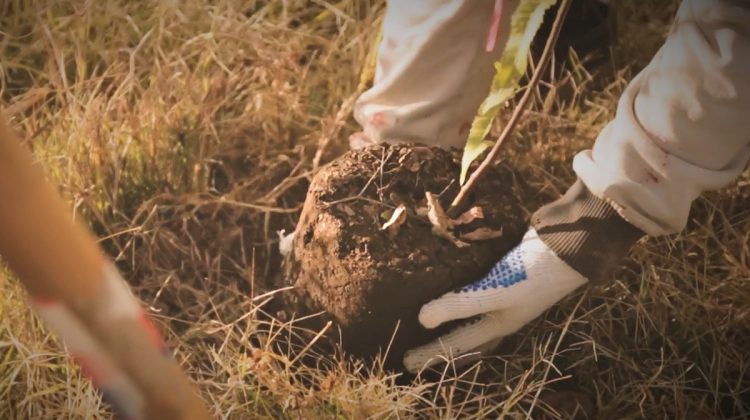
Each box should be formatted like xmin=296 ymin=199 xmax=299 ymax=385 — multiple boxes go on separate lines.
xmin=574 ymin=0 xmax=750 ymax=236
xmin=403 ymin=0 xmax=750 ymax=372
xmin=0 ymin=114 xmax=211 ymax=419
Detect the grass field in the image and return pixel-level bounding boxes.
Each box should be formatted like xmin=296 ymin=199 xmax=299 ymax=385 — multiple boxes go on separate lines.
xmin=1 ymin=1 xmax=749 ymax=418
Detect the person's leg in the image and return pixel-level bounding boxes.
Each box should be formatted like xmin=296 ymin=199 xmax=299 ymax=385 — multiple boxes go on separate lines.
xmin=353 ymin=0 xmax=519 ymax=149
xmin=574 ymin=0 xmax=750 ymax=236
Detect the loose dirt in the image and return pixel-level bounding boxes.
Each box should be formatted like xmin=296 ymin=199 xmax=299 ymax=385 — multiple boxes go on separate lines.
xmin=290 ymin=143 xmax=534 ymax=369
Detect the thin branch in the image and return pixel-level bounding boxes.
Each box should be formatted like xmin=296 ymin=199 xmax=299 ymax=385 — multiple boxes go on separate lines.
xmin=448 ymin=0 xmax=572 ymax=217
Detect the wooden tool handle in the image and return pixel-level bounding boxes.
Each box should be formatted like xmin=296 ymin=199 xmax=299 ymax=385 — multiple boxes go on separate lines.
xmin=0 ymin=113 xmax=211 ymax=420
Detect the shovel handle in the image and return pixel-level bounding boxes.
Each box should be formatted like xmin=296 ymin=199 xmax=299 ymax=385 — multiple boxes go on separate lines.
xmin=0 ymin=113 xmax=211 ymax=420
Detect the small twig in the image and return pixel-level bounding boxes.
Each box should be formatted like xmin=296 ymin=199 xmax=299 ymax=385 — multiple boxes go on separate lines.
xmin=312 ymin=91 xmax=360 ymax=170
xmin=448 ymin=0 xmax=572 ymax=217
xmin=289 ymin=320 xmax=332 ymax=366
xmin=216 ymin=197 xmax=302 ymax=214
xmin=527 ymin=292 xmax=586 ymax=419
xmin=321 ymin=195 xmax=394 ymax=209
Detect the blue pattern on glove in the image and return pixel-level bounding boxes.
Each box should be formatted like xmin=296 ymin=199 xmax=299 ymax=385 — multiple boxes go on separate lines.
xmin=459 ymin=246 xmax=527 ymax=293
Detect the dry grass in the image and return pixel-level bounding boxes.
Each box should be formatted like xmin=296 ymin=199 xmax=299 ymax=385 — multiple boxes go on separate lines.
xmin=1 ymin=0 xmax=748 ymax=419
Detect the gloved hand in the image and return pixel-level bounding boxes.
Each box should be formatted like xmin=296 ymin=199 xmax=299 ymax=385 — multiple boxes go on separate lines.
xmin=403 ymin=228 xmax=587 ymax=371
xmin=404 ymin=180 xmax=645 ymax=373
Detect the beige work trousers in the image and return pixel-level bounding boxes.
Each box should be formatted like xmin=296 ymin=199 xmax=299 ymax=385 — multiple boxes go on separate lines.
xmin=354 ymin=0 xmax=750 ymax=236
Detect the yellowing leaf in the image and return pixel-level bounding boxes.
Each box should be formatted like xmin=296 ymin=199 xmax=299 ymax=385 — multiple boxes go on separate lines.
xmin=460 ymin=0 xmax=558 ymax=184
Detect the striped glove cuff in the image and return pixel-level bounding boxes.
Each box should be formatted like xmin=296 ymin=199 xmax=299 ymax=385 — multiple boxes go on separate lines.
xmin=531 ymin=179 xmax=645 ymax=284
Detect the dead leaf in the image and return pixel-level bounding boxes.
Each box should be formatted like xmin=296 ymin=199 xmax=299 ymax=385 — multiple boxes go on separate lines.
xmin=434 ymin=226 xmax=469 ymax=248
xmin=425 ymin=192 xmax=469 ymax=248
xmin=425 ymin=192 xmax=450 ymax=230
xmin=460 ymin=227 xmax=503 ymax=241
xmin=380 ymin=204 xmax=407 ymax=237
xmin=450 ymin=206 xmax=484 ymax=227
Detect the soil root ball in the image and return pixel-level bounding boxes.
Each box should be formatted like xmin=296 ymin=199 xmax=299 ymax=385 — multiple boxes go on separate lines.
xmin=292 ymin=143 xmax=532 ymax=369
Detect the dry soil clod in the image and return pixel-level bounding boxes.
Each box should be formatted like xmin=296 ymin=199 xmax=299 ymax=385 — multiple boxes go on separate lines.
xmin=289 ymin=143 xmax=532 ymax=369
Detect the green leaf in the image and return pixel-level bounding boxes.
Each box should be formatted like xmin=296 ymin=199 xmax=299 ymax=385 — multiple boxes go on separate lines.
xmin=460 ymin=0 xmax=558 ymax=184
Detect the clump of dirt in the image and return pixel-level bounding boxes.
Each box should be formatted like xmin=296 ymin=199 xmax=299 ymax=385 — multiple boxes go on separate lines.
xmin=290 ymin=143 xmax=534 ymax=369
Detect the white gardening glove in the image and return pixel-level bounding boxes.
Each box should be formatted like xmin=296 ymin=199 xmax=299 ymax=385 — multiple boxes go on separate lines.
xmin=404 ymin=179 xmax=646 ymax=373
xmin=403 ymin=228 xmax=587 ymax=372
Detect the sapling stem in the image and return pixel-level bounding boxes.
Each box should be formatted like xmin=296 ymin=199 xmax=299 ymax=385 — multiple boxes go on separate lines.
xmin=448 ymin=0 xmax=572 ymax=217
